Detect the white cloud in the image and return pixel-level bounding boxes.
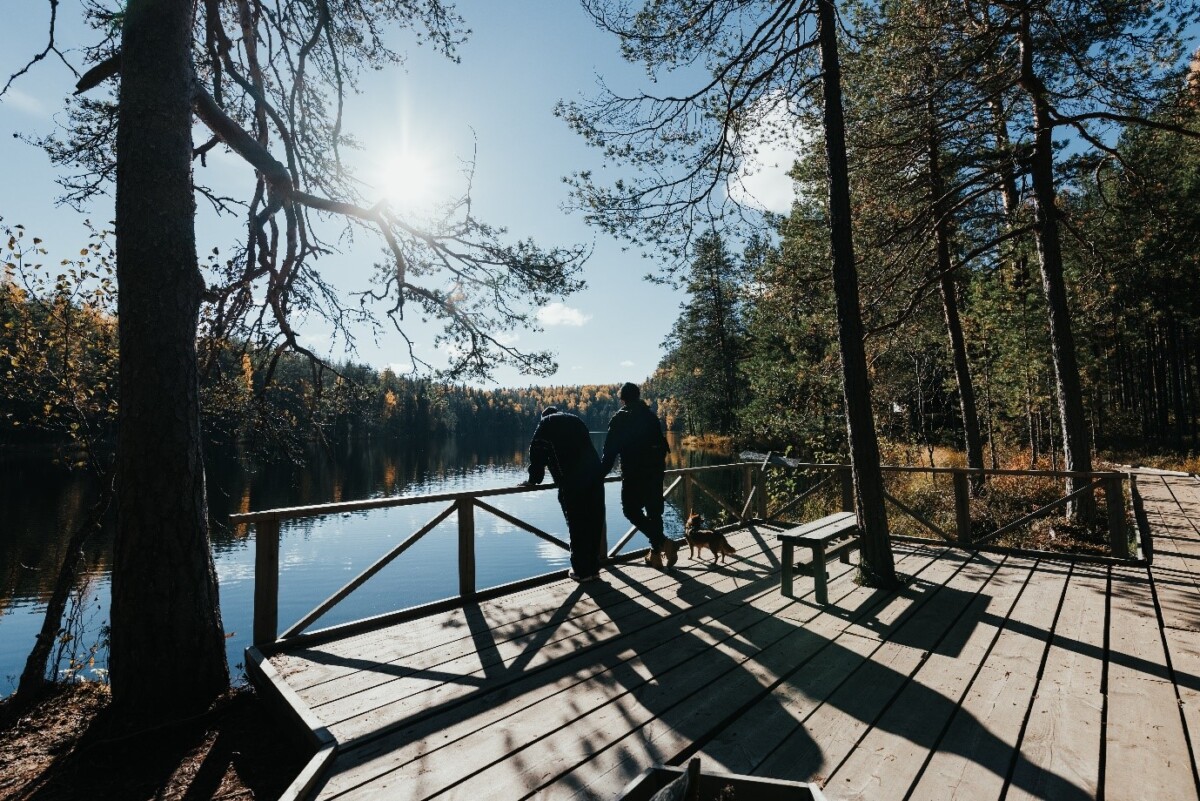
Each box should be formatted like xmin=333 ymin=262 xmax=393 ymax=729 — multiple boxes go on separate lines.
xmin=2 ymin=87 xmax=46 ymax=117
xmin=537 ymin=302 xmax=591 ymax=327
xmin=494 ymin=332 xmax=520 ymax=346
xmin=728 ymin=91 xmax=816 ymax=213
xmin=620 ymin=360 xmax=634 ymax=367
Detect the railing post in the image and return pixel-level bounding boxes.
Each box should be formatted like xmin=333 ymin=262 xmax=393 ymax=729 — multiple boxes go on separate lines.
xmin=953 ymin=471 xmax=972 ymax=544
xmin=458 ymin=497 xmax=476 ymax=598
xmin=742 ymin=464 xmax=754 ymax=522
xmin=755 ymin=464 xmax=767 ymax=520
xmin=253 ymin=518 xmax=280 ymax=646
xmin=839 ymin=466 xmax=855 ymax=513
xmin=1106 ymin=473 xmax=1130 ymax=560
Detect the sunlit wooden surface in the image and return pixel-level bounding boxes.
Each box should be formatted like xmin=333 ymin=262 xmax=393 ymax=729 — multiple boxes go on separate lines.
xmin=266 ymin=470 xmax=1200 ymax=801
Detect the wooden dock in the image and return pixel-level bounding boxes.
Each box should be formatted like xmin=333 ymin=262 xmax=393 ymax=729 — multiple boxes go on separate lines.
xmin=249 ymin=469 xmax=1200 ymax=800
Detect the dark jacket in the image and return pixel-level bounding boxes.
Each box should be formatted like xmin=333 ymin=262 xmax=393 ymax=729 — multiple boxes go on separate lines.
xmin=527 ymin=411 xmax=602 ymax=496
xmin=600 ymin=399 xmax=669 ymax=476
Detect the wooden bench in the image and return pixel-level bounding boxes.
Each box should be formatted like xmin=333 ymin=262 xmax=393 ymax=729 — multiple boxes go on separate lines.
xmin=777 ymin=511 xmax=860 ymax=604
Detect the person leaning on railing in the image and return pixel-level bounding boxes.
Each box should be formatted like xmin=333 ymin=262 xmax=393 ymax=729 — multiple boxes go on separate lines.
xmin=601 ymin=382 xmax=678 ymax=569
xmin=519 ymin=406 xmax=606 ymax=582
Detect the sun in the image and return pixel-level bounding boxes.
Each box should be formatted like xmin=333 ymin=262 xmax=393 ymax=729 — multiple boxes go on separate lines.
xmin=376 ymin=150 xmax=439 ymax=212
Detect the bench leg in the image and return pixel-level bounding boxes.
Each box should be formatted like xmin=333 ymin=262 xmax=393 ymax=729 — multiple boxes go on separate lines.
xmin=781 ymin=542 xmax=794 ymax=599
xmin=812 ymin=545 xmax=828 ymax=605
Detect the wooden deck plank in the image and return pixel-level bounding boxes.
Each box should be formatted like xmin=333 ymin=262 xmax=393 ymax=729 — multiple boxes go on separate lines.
xmin=1164 ymin=624 xmax=1200 ymax=795
xmin=542 ymin=547 xmax=958 ymax=801
xmin=1104 ymin=564 xmax=1198 ymax=800
xmin=666 ymin=545 xmax=959 ymax=779
xmin=312 ymin=530 xmax=867 ymax=797
xmin=289 ymin=527 xmax=774 ymax=691
xmin=364 ymin=544 xmax=938 ymax=801
xmin=1139 ymin=476 xmax=1200 ymax=633
xmin=737 ymin=549 xmax=991 ymax=788
xmin=277 ymin=527 xmax=781 ymax=692
xmin=1004 ymin=561 xmax=1108 ymax=801
xmin=905 ymin=557 xmax=1072 ymax=801
xmin=302 ymin=560 xmax=742 ymax=712
xmin=1149 ymin=559 xmax=1200 ymax=634
xmin=319 ymin=545 xmax=791 ymax=741
xmin=312 ymin=557 xmax=824 ymax=799
xmin=320 ymin=604 xmax=748 ymax=744
xmin=320 ymin=558 xmax=866 ymax=800
xmin=826 ymin=555 xmax=1037 ymax=801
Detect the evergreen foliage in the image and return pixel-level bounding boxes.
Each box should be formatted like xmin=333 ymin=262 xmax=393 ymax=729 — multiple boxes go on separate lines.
xmin=655 ymin=231 xmax=749 ymax=436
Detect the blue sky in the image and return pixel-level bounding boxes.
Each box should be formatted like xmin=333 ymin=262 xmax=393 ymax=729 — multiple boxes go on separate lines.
xmin=0 ymin=1 xmax=797 ymax=389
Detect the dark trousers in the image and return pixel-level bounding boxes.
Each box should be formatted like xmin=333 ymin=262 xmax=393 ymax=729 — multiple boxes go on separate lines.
xmin=562 ymin=483 xmax=605 ymax=576
xmin=620 ymin=470 xmax=665 ymax=549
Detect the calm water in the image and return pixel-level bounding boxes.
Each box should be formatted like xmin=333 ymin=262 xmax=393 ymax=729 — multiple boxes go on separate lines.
xmin=0 ymin=433 xmax=728 ymax=696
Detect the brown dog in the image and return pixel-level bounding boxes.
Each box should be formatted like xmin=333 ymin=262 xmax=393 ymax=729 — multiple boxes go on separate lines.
xmin=684 ymin=512 xmax=737 ymax=563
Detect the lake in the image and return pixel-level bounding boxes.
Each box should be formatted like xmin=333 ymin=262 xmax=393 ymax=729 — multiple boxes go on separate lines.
xmin=0 ymin=433 xmax=730 ymax=697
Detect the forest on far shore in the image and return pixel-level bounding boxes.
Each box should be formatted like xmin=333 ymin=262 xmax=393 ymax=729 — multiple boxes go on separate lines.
xmin=0 ymin=256 xmax=673 ymax=459
xmin=1 ymin=232 xmax=679 ymax=458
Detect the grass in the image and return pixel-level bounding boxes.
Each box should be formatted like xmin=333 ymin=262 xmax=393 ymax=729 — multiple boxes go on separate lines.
xmin=1102 ymin=448 xmax=1200 ymax=475
xmin=679 ymin=433 xmax=736 ymax=452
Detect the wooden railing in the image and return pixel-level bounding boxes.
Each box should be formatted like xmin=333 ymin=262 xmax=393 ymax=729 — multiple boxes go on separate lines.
xmin=233 ymin=457 xmax=1136 ymax=650
xmin=232 ymin=462 xmax=767 ymax=648
xmin=748 ymin=455 xmax=1135 ymax=564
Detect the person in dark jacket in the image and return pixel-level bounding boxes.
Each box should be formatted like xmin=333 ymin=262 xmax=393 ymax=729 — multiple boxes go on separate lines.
xmin=520 ymin=406 xmax=606 ymax=581
xmin=600 ymin=382 xmax=678 ymax=568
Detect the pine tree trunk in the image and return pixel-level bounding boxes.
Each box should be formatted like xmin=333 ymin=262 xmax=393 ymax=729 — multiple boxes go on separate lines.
xmin=986 ymin=358 xmax=998 ymax=469
xmin=1018 ymin=13 xmax=1094 ymax=519
xmin=110 ymin=0 xmax=229 ymax=721
xmin=1188 ymin=330 xmax=1198 ymax=444
xmin=927 ymin=115 xmax=984 ymax=491
xmin=817 ymin=0 xmax=896 ymax=588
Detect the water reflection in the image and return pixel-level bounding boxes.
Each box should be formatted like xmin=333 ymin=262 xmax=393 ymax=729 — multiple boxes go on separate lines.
xmin=0 ymin=433 xmax=729 ymax=696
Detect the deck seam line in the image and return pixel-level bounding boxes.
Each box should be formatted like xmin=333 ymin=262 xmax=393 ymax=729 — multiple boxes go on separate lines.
xmin=289 ymin=544 xmax=714 ymax=693
xmin=997 ymin=559 xmax=1076 ymax=799
xmin=327 ymin=543 xmax=820 ymax=755
xmin=1147 ymin=551 xmax=1200 ymax=796
xmin=900 ymin=555 xmax=1040 ymax=801
xmin=290 ymin=526 xmax=782 ymax=687
xmin=819 ymin=552 xmax=1015 ymax=790
xmin=322 ymin=551 xmax=865 ymax=800
xmin=1097 ymin=564 xmax=1112 ymax=801
xmin=325 ymin=559 xmax=793 ymax=736
xmin=742 ymin=549 xmax=970 ymax=781
xmin=519 ymin=550 xmax=951 ymax=801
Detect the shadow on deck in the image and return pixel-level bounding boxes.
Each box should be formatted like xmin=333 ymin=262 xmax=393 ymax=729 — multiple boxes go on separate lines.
xmin=246 ymin=469 xmax=1200 ymax=800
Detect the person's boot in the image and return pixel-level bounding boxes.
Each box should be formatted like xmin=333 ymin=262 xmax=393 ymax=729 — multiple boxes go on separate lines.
xmin=644 ymin=548 xmax=664 ymax=569
xmin=661 ymin=538 xmax=679 ymax=568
